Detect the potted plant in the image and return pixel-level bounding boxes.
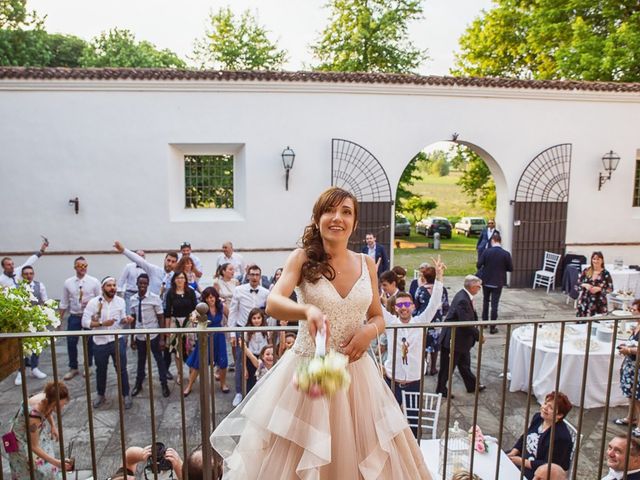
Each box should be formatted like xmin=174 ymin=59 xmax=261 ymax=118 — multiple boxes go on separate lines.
xmin=0 ymin=284 xmax=60 ymax=381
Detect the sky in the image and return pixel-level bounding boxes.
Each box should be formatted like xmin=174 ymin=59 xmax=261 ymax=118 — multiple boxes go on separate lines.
xmin=28 ymin=0 xmax=494 ymax=75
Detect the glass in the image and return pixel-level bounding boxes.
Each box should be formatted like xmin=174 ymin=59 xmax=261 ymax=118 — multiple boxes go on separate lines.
xmin=395 ymin=301 xmax=413 ymax=308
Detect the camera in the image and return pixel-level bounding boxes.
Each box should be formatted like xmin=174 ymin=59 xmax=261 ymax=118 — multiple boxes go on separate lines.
xmin=144 ymin=442 xmax=174 ymax=475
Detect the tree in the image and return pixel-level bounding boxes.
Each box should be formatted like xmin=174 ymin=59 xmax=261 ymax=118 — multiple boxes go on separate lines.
xmin=192 ymin=7 xmax=286 ymax=70
xmin=312 ymin=0 xmax=427 ymax=73
xmin=0 ymin=0 xmax=40 ymax=29
xmin=396 ymin=150 xmax=429 ymax=206
xmin=453 ymin=0 xmax=640 ymax=82
xmin=427 ymin=150 xmax=450 ymax=177
xmin=80 ymin=28 xmax=185 ymax=68
xmin=451 ymin=145 xmax=496 ymax=213
xmin=401 ymin=196 xmax=438 ymax=224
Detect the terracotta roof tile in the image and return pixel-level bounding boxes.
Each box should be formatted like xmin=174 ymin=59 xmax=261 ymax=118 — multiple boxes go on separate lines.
xmin=0 ymin=67 xmax=639 ymax=93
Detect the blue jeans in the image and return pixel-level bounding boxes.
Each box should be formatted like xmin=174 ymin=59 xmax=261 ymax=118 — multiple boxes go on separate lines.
xmin=93 ymin=338 xmax=130 ymax=397
xmin=24 ymin=353 xmax=39 ymax=369
xmin=134 ymin=336 xmax=167 ymax=386
xmin=234 ymin=332 xmax=245 ymax=395
xmin=67 ymin=315 xmax=86 ymax=369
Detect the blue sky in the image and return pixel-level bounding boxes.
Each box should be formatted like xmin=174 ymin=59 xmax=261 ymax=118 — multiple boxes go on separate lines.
xmin=29 ymin=0 xmax=494 ymax=75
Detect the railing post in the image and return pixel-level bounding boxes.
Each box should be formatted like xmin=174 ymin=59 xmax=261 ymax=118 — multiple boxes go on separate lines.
xmin=198 ymin=329 xmax=213 ymax=480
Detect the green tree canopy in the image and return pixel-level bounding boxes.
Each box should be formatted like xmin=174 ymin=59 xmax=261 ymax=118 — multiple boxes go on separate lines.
xmin=192 ymin=7 xmax=287 ymax=70
xmin=312 ymin=0 xmax=427 ymax=73
xmin=453 ymin=0 xmax=640 ymax=82
xmin=80 ymin=28 xmax=185 ymax=68
xmin=450 ymin=145 xmax=496 ymax=213
xmin=401 ymin=196 xmax=438 ymax=224
xmin=0 ymin=0 xmax=40 ymax=29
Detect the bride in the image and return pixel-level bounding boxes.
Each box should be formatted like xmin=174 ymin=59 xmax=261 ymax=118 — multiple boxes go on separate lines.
xmin=211 ymin=187 xmax=433 ymax=479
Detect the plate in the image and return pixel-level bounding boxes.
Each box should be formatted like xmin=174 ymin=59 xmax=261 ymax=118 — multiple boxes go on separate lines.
xmin=543 ymin=340 xmax=560 ymax=349
xmin=574 ymin=339 xmax=601 ymax=351
xmin=612 ymin=310 xmax=632 ymax=317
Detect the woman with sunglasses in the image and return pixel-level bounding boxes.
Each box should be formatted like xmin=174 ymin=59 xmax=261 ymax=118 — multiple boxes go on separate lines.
xmin=576 ymin=251 xmax=613 ymax=317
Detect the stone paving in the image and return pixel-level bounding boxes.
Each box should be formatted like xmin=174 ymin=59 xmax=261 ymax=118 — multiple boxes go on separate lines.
xmin=0 ymin=279 xmax=630 ymax=479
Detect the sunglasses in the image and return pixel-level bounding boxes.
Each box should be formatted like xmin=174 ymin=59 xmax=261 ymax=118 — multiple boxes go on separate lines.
xmin=395 ymin=301 xmax=413 ymax=308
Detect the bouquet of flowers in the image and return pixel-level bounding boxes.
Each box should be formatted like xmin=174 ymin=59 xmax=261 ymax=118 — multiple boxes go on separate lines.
xmin=0 ymin=283 xmax=61 ymax=355
xmin=292 ymin=324 xmax=351 ymax=398
xmin=469 ymin=425 xmax=489 ymax=454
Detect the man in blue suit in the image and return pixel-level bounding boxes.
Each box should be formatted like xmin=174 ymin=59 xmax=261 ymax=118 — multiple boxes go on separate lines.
xmin=361 ymin=233 xmax=388 ymax=277
xmin=477 ymin=232 xmax=513 ymax=334
xmin=476 ymin=219 xmax=498 ymax=257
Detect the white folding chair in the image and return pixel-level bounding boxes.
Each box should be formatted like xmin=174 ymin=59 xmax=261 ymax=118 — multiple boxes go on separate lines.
xmin=564 ymin=418 xmax=581 ymax=478
xmin=532 ymin=251 xmax=561 ymax=293
xmin=401 ymin=391 xmax=442 ymax=440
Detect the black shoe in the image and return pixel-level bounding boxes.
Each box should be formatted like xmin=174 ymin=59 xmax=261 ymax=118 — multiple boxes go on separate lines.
xmin=162 ymin=384 xmax=170 ymax=398
xmin=166 ymin=371 xmax=174 ymax=380
xmin=439 ymin=392 xmax=454 ymax=399
xmin=490 ymin=326 xmax=498 ymax=334
xmin=478 ymin=384 xmax=487 ymax=392
xmin=131 ymin=385 xmax=143 ymax=397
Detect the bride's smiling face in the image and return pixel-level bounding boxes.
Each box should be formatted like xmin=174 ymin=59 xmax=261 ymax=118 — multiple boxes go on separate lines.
xmin=319 ymin=198 xmax=356 ymax=241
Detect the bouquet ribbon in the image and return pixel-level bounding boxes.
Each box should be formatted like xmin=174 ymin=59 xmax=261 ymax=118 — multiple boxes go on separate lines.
xmin=315 ymin=320 xmax=327 ymax=357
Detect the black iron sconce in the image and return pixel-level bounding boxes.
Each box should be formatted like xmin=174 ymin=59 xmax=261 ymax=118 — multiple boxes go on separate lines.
xmin=598 ymin=150 xmax=620 ymax=190
xmin=69 ymin=197 xmax=79 ymax=214
xmin=282 ymin=146 xmax=296 ymax=191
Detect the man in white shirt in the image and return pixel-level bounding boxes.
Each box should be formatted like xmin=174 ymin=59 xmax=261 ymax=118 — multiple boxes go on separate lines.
xmin=382 ymin=259 xmax=444 ymax=411
xmin=602 ymin=435 xmax=640 ymax=480
xmin=14 ymin=265 xmax=49 ymax=385
xmin=229 ymin=264 xmax=269 ymax=407
xmin=179 ymin=242 xmax=203 ymax=278
xmin=113 ymin=241 xmax=178 ymax=299
xmin=59 ymin=256 xmax=101 ymax=380
xmin=82 ymin=276 xmax=132 ymax=409
xmin=129 ymin=274 xmax=170 ymax=398
xmin=216 ymin=241 xmax=245 ymax=280
xmin=117 ymin=250 xmax=146 ymax=312
xmin=0 ymin=239 xmax=48 ymax=287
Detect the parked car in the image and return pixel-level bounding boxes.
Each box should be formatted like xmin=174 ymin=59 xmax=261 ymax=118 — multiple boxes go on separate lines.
xmin=394 ymin=214 xmax=411 ymax=236
xmin=415 ymin=217 xmax=452 ymax=239
xmin=455 ymin=217 xmax=487 ymax=237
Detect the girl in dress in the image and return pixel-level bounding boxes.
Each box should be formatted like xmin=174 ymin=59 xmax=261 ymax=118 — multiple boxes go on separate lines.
xmin=211 ymin=186 xmax=432 ymax=479
xmin=243 ymin=308 xmax=271 ymax=392
xmin=243 ymin=344 xmax=276 ymax=384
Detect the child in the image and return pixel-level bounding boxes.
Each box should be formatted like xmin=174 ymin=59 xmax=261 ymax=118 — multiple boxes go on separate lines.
xmin=243 ymin=308 xmax=271 ymax=391
xmin=244 ymin=344 xmax=275 ymax=385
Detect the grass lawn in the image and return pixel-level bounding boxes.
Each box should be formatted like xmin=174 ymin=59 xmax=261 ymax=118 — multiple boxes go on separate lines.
xmin=393 ymin=230 xmax=478 ymax=276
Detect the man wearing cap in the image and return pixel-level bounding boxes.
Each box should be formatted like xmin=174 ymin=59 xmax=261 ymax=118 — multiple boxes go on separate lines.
xmin=179 ymin=242 xmax=203 ymax=278
xmin=59 ymin=256 xmax=101 ymax=380
xmin=82 ymin=276 xmax=132 ymax=409
xmin=0 ymin=239 xmax=48 ymax=288
xmin=216 ymin=241 xmax=245 ymax=281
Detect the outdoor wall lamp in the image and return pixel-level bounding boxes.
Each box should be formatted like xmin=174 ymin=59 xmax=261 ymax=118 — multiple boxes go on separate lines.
xmin=68 ymin=196 xmax=79 ymax=214
xmin=598 ymin=150 xmax=620 ymax=190
xmin=282 ymin=146 xmax=296 ymax=191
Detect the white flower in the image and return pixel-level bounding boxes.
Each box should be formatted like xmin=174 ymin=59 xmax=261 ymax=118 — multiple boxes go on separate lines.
xmin=42 ymin=307 xmax=60 ymax=328
xmin=27 ymin=322 xmax=37 ymax=333
xmin=325 ymin=351 xmax=348 ymax=371
xmin=307 ymin=357 xmax=324 ymax=375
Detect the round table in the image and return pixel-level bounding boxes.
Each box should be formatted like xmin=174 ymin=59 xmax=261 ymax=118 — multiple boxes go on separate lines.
xmin=508 ymin=324 xmax=627 ymax=409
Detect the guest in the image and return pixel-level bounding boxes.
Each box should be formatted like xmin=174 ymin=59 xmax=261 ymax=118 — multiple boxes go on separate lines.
xmin=379 ymin=270 xmax=400 ymax=313
xmin=534 ymin=463 xmax=567 ymax=480
xmin=602 ymin=435 xmax=640 ymax=479
xmin=175 ymin=255 xmax=201 ymax=293
xmin=507 ymin=391 xmax=574 ymax=479
xmin=391 ymin=265 xmax=407 ymax=292
xmin=113 ymin=241 xmax=178 ymax=300
xmin=243 ymin=308 xmax=271 ymax=392
xmin=14 ymin=265 xmax=49 ymax=385
xmin=183 ymin=287 xmax=229 ymax=396
xmin=179 ymin=241 xmax=203 ymax=278
xmin=213 ymin=262 xmax=239 ymax=368
xmin=409 ymin=262 xmax=430 ymax=299
xmin=164 ymin=271 xmax=198 ymax=384
xmin=8 ymin=381 xmax=73 ymax=478
xmin=436 ymin=275 xmax=485 ymax=399
xmin=451 ymin=473 xmax=481 ymax=480
xmin=576 ymin=251 xmax=613 ymax=317
xmin=59 ymin=256 xmax=101 ymax=381
xmin=615 ymin=299 xmax=640 ymax=437
xmin=216 ymin=241 xmax=245 ymax=281
xmin=476 ymin=218 xmax=498 ymax=257
xmin=476 ymin=232 xmax=513 ymax=334
xmin=116 ymin=250 xmax=146 ymax=313
xmin=243 ymin=343 xmax=275 ymax=384
xmin=228 ymin=264 xmax=269 ymax=407
xmin=269 ymin=268 xmax=283 ymax=290
xmin=107 ymin=443 xmax=184 ymax=480
xmin=129 ymin=274 xmax=170 ymax=399
xmin=278 ymin=330 xmax=297 ymax=358
xmin=361 ymin=232 xmax=388 ymax=277
xmin=0 ymin=238 xmax=48 ymax=288
xmin=413 ymin=266 xmax=449 ymax=376
xmin=82 ymin=276 xmax=132 ymax=409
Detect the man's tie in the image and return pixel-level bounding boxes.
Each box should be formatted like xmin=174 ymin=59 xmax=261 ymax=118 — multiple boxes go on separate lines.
xmin=138 ymin=297 xmax=143 ymax=325
xmin=250 ymin=289 xmax=259 ymax=294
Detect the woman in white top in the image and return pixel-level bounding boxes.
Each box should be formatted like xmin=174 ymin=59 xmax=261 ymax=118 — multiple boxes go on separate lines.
xmin=213 ymin=262 xmax=239 ymax=368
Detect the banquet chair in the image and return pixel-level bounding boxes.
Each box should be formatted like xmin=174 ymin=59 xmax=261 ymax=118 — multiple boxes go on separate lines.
xmin=564 ymin=419 xmax=581 ymax=478
xmin=413 ymin=269 xmax=420 ymax=280
xmin=401 ymin=391 xmax=442 ymax=440
xmin=533 ymin=251 xmax=562 ymax=293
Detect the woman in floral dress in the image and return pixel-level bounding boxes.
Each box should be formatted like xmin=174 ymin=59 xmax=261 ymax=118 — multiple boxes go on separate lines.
xmin=576 ymin=251 xmax=613 ymax=317
xmin=615 ymin=300 xmax=640 ymax=437
xmin=8 ymin=381 xmax=72 ymax=479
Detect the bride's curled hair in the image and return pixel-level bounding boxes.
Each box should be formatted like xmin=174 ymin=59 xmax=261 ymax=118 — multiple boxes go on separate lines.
xmin=300 ymin=187 xmax=358 ymax=283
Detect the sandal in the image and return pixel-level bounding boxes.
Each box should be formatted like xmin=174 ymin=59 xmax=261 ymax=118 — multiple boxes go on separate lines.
xmin=613 ymin=418 xmax=636 ymax=426
xmin=221 ymin=385 xmax=230 ymax=393
xmin=633 ymin=427 xmax=640 ymax=438
xmin=182 ymin=387 xmax=191 ymax=397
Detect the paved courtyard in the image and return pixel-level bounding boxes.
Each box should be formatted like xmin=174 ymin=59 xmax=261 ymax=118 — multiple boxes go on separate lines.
xmin=0 ymin=279 xmax=629 ymax=479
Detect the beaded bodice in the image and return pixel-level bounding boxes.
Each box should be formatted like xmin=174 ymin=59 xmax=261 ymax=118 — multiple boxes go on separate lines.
xmin=293 ymin=254 xmax=372 ymax=357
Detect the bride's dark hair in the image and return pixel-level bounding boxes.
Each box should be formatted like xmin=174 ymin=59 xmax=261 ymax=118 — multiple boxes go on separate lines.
xmin=300 ymin=187 xmax=359 ymax=283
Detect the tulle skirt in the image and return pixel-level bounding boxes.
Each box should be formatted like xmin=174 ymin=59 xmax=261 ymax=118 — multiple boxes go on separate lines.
xmin=210 ymin=349 xmax=432 ymax=479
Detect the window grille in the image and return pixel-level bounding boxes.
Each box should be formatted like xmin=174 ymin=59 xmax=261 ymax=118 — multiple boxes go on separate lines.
xmin=184 ymin=155 xmax=234 ymax=209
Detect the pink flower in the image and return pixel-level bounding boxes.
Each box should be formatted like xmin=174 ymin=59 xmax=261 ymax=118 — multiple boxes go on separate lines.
xmin=309 ymin=383 xmax=323 ymax=398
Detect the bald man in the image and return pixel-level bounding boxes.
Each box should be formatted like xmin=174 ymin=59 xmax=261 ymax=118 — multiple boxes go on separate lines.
xmin=533 ymin=463 xmax=567 ymax=480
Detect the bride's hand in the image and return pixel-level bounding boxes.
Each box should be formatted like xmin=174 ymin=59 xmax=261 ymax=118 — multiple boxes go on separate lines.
xmin=306 ymin=305 xmax=330 ymax=347
xmin=341 ymin=324 xmax=375 ymax=362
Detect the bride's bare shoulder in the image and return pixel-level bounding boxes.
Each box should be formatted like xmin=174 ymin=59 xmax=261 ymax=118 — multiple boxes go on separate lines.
xmin=285 ymin=248 xmax=309 ymax=267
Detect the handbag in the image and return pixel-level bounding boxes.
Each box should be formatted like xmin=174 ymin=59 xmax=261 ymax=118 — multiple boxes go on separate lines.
xmin=2 ymin=430 xmax=18 ymax=454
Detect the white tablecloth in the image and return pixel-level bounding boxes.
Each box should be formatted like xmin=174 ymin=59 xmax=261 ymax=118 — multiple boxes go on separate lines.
xmin=508 ymin=324 xmax=627 ymax=409
xmin=420 ymin=438 xmax=521 ymax=480
xmin=581 ymin=264 xmax=640 ymax=297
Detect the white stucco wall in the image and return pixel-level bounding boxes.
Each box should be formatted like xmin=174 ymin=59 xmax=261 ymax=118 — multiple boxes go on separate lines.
xmin=1 ymin=78 xmax=638 ymax=297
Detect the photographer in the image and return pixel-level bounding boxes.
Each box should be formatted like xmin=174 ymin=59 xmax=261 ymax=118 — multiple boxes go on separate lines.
xmin=106 ymin=443 xmax=182 ymax=480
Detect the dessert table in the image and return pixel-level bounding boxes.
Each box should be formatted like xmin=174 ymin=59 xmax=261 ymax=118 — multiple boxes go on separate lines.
xmin=508 ymin=323 xmax=627 ymax=408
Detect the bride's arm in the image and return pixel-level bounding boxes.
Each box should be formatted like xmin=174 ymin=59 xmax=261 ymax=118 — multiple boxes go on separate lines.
xmin=266 ymin=249 xmax=326 ymax=336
